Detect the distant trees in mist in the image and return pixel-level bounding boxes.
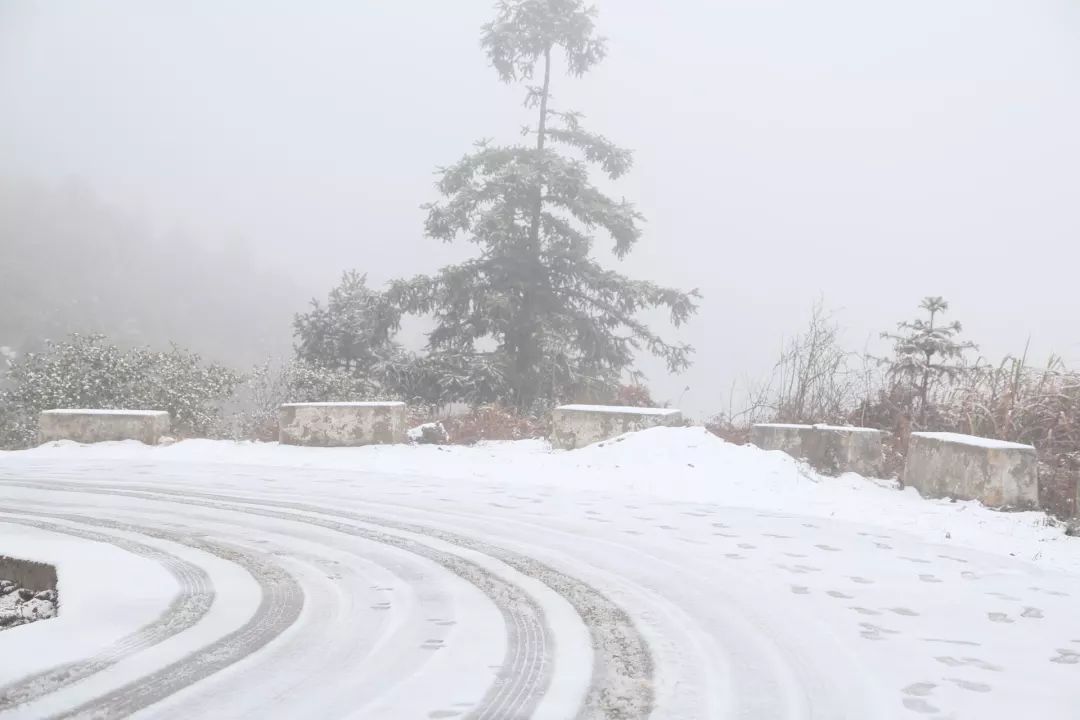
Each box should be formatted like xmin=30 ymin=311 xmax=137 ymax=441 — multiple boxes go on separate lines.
xmin=0 ymin=178 xmax=299 ymax=367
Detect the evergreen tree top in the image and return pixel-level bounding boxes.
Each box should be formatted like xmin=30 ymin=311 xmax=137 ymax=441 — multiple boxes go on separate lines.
xmin=481 ymin=0 xmax=606 ymax=82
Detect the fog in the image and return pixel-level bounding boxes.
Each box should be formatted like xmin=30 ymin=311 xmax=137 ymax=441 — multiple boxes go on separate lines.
xmin=3 ymin=0 xmax=1079 ymax=417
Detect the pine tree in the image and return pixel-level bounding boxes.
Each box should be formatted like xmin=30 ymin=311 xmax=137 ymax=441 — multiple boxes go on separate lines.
xmin=293 ymin=270 xmax=401 ymax=373
xmin=882 ymin=296 xmax=976 ymax=424
xmin=391 ymin=0 xmax=699 ymax=410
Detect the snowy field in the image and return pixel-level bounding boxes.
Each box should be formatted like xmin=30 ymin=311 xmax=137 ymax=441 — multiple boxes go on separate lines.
xmin=1 ymin=426 xmax=1078 ymax=719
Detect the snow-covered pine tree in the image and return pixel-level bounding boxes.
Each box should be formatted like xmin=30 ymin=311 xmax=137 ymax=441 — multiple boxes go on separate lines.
xmin=390 ymin=0 xmax=699 ymax=410
xmin=882 ymin=296 xmax=976 ymax=424
xmin=293 ymin=270 xmax=401 ymax=374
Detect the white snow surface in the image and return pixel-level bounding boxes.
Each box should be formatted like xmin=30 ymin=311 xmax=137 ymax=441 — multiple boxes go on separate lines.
xmin=556 ymin=404 xmax=680 ymax=415
xmin=279 ymin=401 xmax=405 ymax=408
xmin=911 ymin=432 xmax=1036 ymax=450
xmin=1 ymin=426 xmax=1078 ymax=719
xmin=39 ymin=409 xmax=168 ymax=417
xmin=814 ymin=424 xmax=881 ymax=433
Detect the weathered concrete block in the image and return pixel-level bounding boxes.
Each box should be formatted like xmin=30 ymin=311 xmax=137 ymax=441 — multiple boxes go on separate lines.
xmin=751 ymin=423 xmax=883 ymax=476
xmin=904 ymin=432 xmax=1038 ymax=509
xmin=551 ymin=404 xmax=683 ymax=450
xmin=750 ymin=423 xmax=815 ymax=457
xmin=278 ymin=402 xmax=407 ymax=446
xmin=38 ymin=409 xmax=170 ymax=445
xmin=0 ymin=556 xmax=57 ymax=591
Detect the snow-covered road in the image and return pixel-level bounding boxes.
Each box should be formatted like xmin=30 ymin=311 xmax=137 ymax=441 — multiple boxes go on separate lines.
xmin=1 ymin=428 xmax=1078 ymax=719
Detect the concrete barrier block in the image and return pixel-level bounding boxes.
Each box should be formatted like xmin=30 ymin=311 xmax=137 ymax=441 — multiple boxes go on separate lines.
xmin=38 ymin=409 xmax=170 ymax=445
xmin=0 ymin=556 xmax=57 ymax=591
xmin=551 ymin=404 xmax=683 ymax=450
xmin=904 ymin=432 xmax=1038 ymax=509
xmin=751 ymin=423 xmax=883 ymax=476
xmin=750 ymin=423 xmax=816 ymax=457
xmin=278 ymin=402 xmax=407 ymax=446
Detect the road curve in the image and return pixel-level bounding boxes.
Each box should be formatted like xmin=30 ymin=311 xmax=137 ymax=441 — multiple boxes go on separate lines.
xmin=2 ymin=453 xmax=1080 ymax=720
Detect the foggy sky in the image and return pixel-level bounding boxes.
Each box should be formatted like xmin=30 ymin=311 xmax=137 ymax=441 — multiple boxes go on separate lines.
xmin=2 ymin=0 xmax=1079 ymax=417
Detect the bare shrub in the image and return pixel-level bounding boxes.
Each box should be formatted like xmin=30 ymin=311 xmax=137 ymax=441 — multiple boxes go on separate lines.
xmin=721 ymin=300 xmax=868 ymax=429
xmin=436 ymin=405 xmax=548 ymax=445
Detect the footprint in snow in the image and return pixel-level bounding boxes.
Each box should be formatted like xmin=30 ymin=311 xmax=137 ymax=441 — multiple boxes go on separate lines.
xmin=901 ymin=698 xmax=939 ymax=714
xmin=850 ymin=576 xmax=875 ymax=585
xmin=987 ymin=592 xmax=1020 ymax=601
xmin=850 ymin=607 xmax=882 ymax=616
xmin=428 ymin=712 xmax=461 ymax=719
xmin=827 ymin=590 xmax=854 ymax=599
xmin=624 ymin=530 xmax=643 ymax=536
xmin=945 ymin=677 xmax=992 ymax=693
xmin=790 ymin=585 xmax=810 ymax=595
xmin=935 ymin=656 xmax=1001 ymax=671
xmin=988 ymin=612 xmax=1014 ymax=624
xmin=859 ymin=623 xmax=899 ymax=641
xmin=774 ymin=563 xmax=820 ymax=574
xmin=1030 ymin=586 xmax=1070 ymax=597
xmin=783 ymin=552 xmax=808 ymax=559
xmin=815 ymin=544 xmax=841 ymax=552
xmin=1021 ymin=607 xmax=1044 ymax=619
xmin=371 ymin=602 xmax=391 ymax=610
xmin=961 ymin=571 xmax=980 ymax=580
xmin=889 ymin=607 xmax=919 ymax=617
xmin=737 ymin=543 xmax=757 ymax=550
xmin=724 ymin=553 xmax=746 ymax=560
xmin=900 ymin=556 xmax=932 ymax=564
xmin=924 ymin=638 xmax=981 ymax=647
xmin=762 ymin=533 xmax=792 ymax=539
xmin=875 ymin=542 xmax=893 ymax=550
xmin=901 ymin=682 xmax=937 ymax=697
xmin=918 ymin=575 xmax=942 ymax=583
xmin=938 ymin=554 xmax=969 ymax=564
xmin=421 ymin=639 xmax=446 ymax=650
xmin=713 ymin=532 xmax=738 ymax=538
xmin=1051 ymin=649 xmax=1080 ymax=665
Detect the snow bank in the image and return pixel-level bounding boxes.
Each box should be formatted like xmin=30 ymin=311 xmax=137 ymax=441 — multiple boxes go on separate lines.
xmin=6 ymin=427 xmax=1078 ymax=574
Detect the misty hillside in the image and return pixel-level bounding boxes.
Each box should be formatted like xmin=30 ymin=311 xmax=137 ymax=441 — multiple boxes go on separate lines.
xmin=0 ymin=178 xmax=302 ymax=365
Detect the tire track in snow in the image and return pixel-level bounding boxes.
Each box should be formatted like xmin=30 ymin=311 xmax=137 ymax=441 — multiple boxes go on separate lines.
xmin=0 ymin=515 xmax=214 ymax=711
xmin=1 ymin=479 xmax=655 ymax=719
xmin=0 ymin=506 xmax=304 ymax=720
xmin=0 ymin=484 xmax=551 ymax=720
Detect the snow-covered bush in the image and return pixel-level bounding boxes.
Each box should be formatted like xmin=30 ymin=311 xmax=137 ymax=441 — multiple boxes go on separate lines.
xmin=219 ymin=358 xmax=386 ymax=441
xmin=433 ymin=405 xmax=547 ymax=445
xmin=0 ymin=334 xmax=240 ymax=448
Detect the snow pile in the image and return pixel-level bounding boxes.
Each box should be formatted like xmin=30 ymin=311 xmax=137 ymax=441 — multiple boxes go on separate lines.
xmin=407 ymin=422 xmax=448 ymax=444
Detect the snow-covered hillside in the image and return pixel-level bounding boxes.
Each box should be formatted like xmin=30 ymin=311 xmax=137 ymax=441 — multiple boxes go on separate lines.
xmin=1 ymin=427 xmax=1078 ymax=718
